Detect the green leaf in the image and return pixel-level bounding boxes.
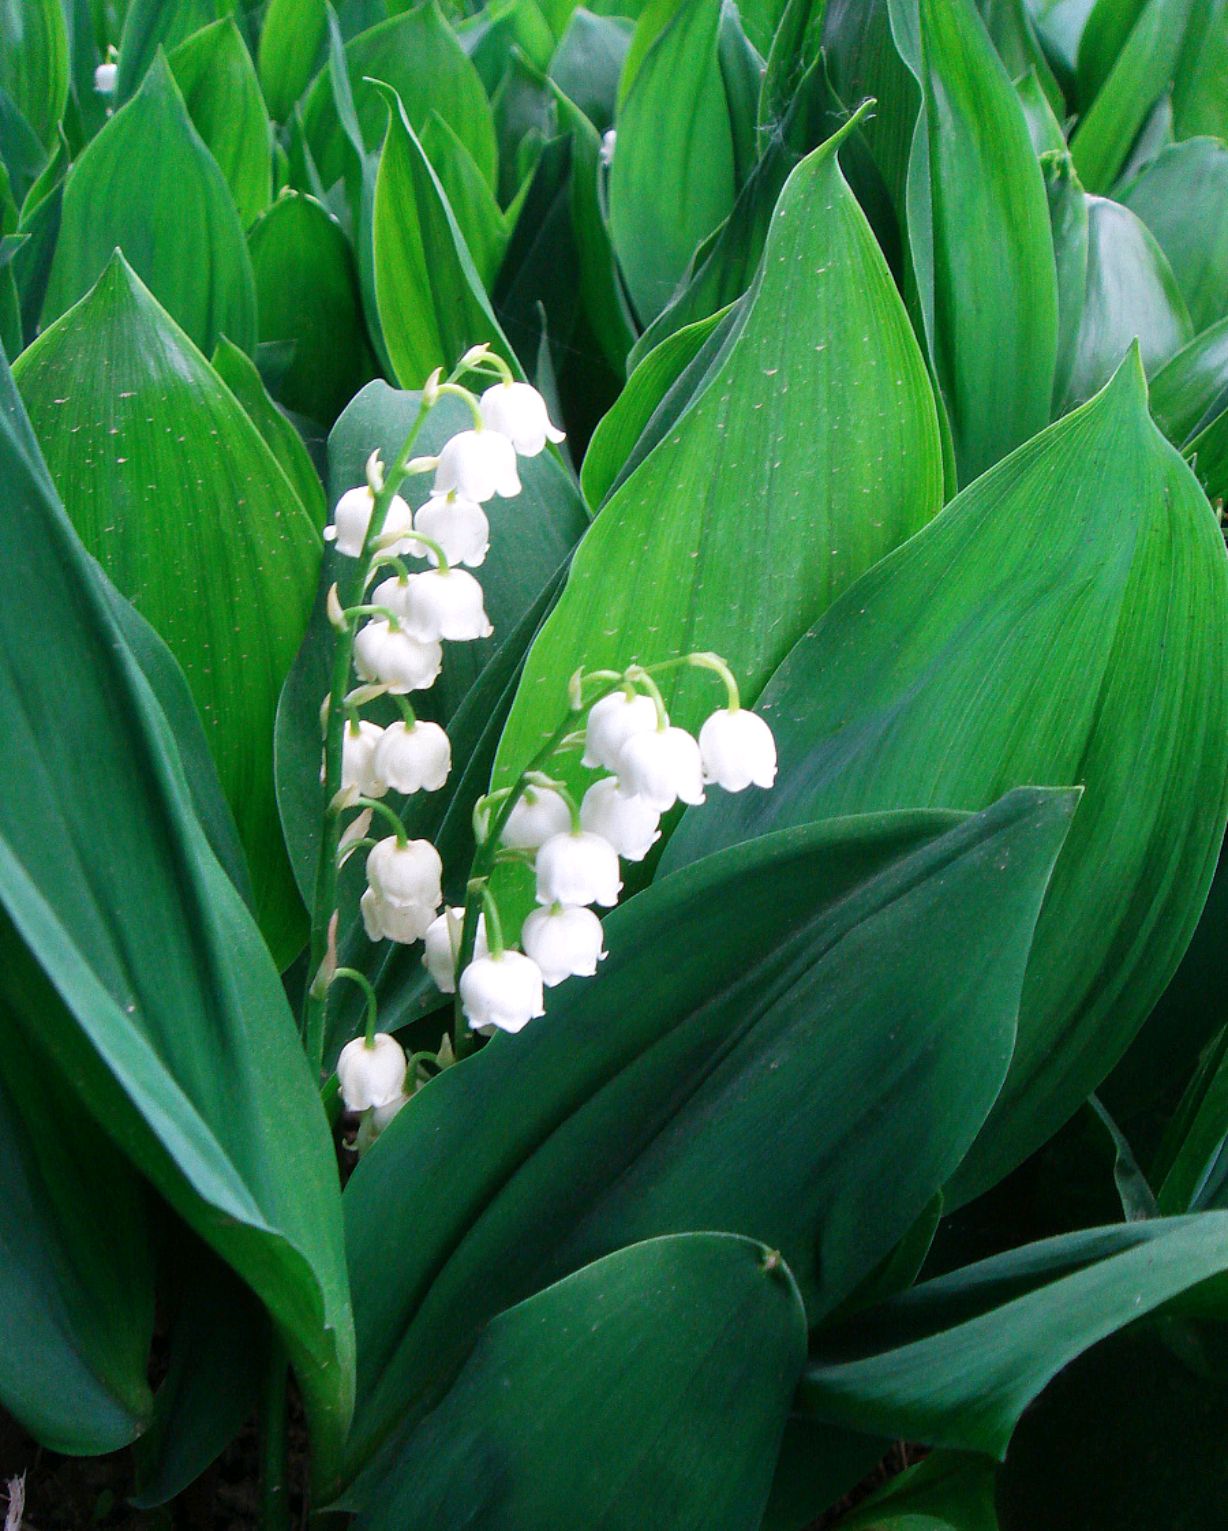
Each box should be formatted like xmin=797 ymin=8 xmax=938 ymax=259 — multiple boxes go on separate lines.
xmin=114 ymin=0 xmax=219 ymax=102
xmin=1150 ymin=316 xmax=1228 ymax=447
xmin=351 ymin=1234 xmax=807 ymax=1530
xmin=1118 ymin=139 xmax=1228 ymax=335
xmin=1074 ymin=0 xmax=1148 ymax=104
xmin=548 ymin=7 xmax=632 ymax=130
xmin=17 ymin=253 xmax=320 ymax=965
xmin=608 ymin=0 xmax=736 ymax=323
xmin=661 ymin=354 xmax=1228 ymax=1205
xmin=0 ymin=0 xmax=69 ymax=145
xmin=839 ymin=1454 xmax=1000 ymax=1530
xmin=0 ymin=984 xmax=153 ymax=1454
xmin=248 ymin=189 xmax=377 ymax=427
xmin=1185 ymin=396 xmax=1228 ymax=505
xmin=370 ymin=85 xmax=518 ymax=391
xmin=1170 ymin=0 xmax=1228 ymax=140
xmin=211 ymin=335 xmax=327 ymax=529
xmin=0 ymin=343 xmax=353 ymax=1480
xmin=167 ymin=17 xmax=272 ymax=229
xmin=799 ymin=1213 xmax=1228 ymax=1457
xmin=419 ymin=111 xmax=509 ymax=291
xmin=493 ymin=132 xmax=943 ymax=868
xmin=892 ymin=0 xmax=1059 ymax=484
xmin=257 ymin=0 xmax=327 ymax=121
xmin=1028 ymin=0 xmax=1097 ymax=94
xmin=1016 ymin=67 xmax=1066 ymax=155
xmin=976 ymin=0 xmax=1064 ymax=112
xmin=1043 ymin=151 xmax=1089 ymax=409
xmin=302 ymin=2 xmax=497 ymax=193
xmin=340 ymin=790 xmax=1075 ymax=1483
xmin=1156 ymin=1028 xmax=1228 ymax=1213
xmin=823 ymin=0 xmax=919 ymax=215
xmin=43 ymin=50 xmax=257 ymax=356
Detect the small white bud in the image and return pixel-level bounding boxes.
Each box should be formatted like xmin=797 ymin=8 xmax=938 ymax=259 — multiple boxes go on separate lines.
xmin=580 ymin=777 xmax=661 ymax=862
xmin=501 ymin=785 xmax=572 ymax=850
xmin=324 ymin=486 xmax=415 ymax=558
xmin=582 ymin=691 xmax=660 ymax=772
xmin=398 ymin=568 xmax=492 ymax=643
xmin=433 ymin=429 xmax=521 ymax=502
xmin=94 ymin=61 xmax=118 ymax=95
xmin=600 ymin=128 xmax=616 ymax=165
xmin=619 ymin=726 xmax=706 ymax=812
xmin=460 ymin=950 xmax=546 ymax=1033
xmin=478 ymin=382 xmax=565 ymax=457
xmin=536 ymin=830 xmax=622 ymax=908
xmin=413 ymin=493 xmax=490 ymax=567
xmin=367 ymin=836 xmax=443 ymax=910
xmin=337 ymin=720 xmax=387 ymax=798
xmin=698 ymin=708 xmax=778 ymax=791
xmin=522 ymin=904 xmax=607 ymax=986
xmin=353 ymin=620 xmax=443 ymax=693
xmin=373 ymin=720 xmax=451 ymax=794
xmin=423 ymin=906 xmax=489 ymax=993
xmin=336 ymin=1032 xmax=407 ymax=1110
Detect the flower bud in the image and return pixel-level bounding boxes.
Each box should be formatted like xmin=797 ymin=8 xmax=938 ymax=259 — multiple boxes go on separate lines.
xmin=423 ymin=906 xmax=489 ymax=993
xmin=354 ymin=1091 xmax=410 ymax=1153
xmin=94 ymin=61 xmax=118 ymax=95
xmin=336 ymin=1032 xmax=407 ymax=1110
xmin=478 ymin=382 xmax=566 ymax=457
xmin=536 ymin=830 xmax=622 ymax=908
xmin=353 ymin=620 xmax=443 ymax=693
xmin=698 ymin=708 xmax=778 ymax=790
xmin=460 ymin=950 xmax=546 ymax=1033
xmin=413 ymin=494 xmax=490 ymax=568
xmin=367 ymin=836 xmax=443 ymax=910
xmin=522 ymin=904 xmax=607 ymax=986
xmin=600 ymin=128 xmax=616 ymax=165
xmin=582 ymin=690 xmax=660 ymax=772
xmin=501 ymin=785 xmax=572 ymax=850
xmin=374 ymin=720 xmax=451 ymax=794
xmin=398 ymin=568 xmax=492 ymax=643
xmin=338 ymin=720 xmax=387 ymax=797
xmin=580 ymin=777 xmax=661 ymax=862
xmin=433 ymin=429 xmax=521 ymax=502
xmin=324 ymin=486 xmax=414 ymax=558
xmin=619 ymin=726 xmax=705 ymax=811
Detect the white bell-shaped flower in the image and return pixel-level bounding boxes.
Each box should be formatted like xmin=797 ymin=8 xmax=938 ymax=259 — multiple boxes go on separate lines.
xmin=619 ymin=726 xmax=706 ymax=811
xmin=479 ymin=382 xmax=565 ymax=457
xmin=582 ymin=690 xmax=659 ymax=772
xmin=698 ymin=708 xmax=778 ymax=790
xmin=374 ymin=720 xmax=451 ymax=794
xmin=413 ymin=493 xmax=490 ymax=568
xmin=522 ymin=904 xmax=607 ymax=986
xmin=94 ymin=61 xmax=118 ymax=95
xmin=325 ymin=486 xmax=415 ymax=558
xmin=500 ymin=785 xmax=572 ymax=850
xmin=433 ymin=429 xmax=521 ymax=502
xmin=353 ymin=620 xmax=443 ymax=693
xmin=580 ymin=777 xmax=661 ymax=862
xmin=460 ymin=949 xmax=545 ymax=1033
xmin=398 ymin=568 xmax=493 ymax=643
xmin=361 ymin=888 xmax=438 ymax=944
xmin=338 ymin=720 xmax=387 ymax=798
xmin=336 ymin=1032 xmax=407 ymax=1110
xmin=423 ymin=906 xmax=489 ymax=993
xmin=536 ymin=830 xmax=622 ymax=908
xmin=367 ymin=836 xmax=443 ymax=911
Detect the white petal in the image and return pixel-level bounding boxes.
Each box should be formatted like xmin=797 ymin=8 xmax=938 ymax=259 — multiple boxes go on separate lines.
xmin=336 ymin=1033 xmax=407 ymax=1110
xmin=535 ymin=831 xmax=622 ymax=908
xmin=522 ymin=904 xmax=607 ymax=986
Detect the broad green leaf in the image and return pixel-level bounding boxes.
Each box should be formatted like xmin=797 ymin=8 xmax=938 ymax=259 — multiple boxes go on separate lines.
xmin=491 ymin=50 xmax=556 ymax=207
xmin=799 ymin=1214 xmax=1228 ymax=1457
xmin=1186 ymin=405 xmax=1228 ymax=504
xmin=662 ymin=355 xmax=1228 ymax=1205
xmin=839 ymin=1454 xmax=999 ymax=1530
xmin=492 ymin=134 xmax=578 ymax=379
xmin=16 ymin=254 xmax=320 ymax=964
xmin=465 ymin=0 xmax=557 ymax=96
xmin=167 ymin=17 xmax=272 ymax=229
xmin=340 ymin=790 xmax=1074 ymax=1482
xmin=1170 ymin=0 xmax=1228 ymax=141
xmin=1074 ymin=0 xmax=1147 ymax=104
xmin=0 ymin=0 xmax=69 ymax=146
xmin=258 ymin=0 xmax=327 ymax=121
xmin=302 ymin=3 xmax=497 ymax=192
xmin=975 ymin=0 xmax=1064 ymax=114
xmin=0 ymin=86 xmax=46 ymax=207
xmin=42 ymin=51 xmax=257 ymax=356
xmin=548 ymin=7 xmax=632 ymax=129
xmin=420 ymin=112 xmax=508 ymax=291
xmin=1028 ymin=0 xmax=1097 ymax=94
xmin=893 ymin=0 xmax=1059 ymax=484
xmin=351 ymin=1234 xmax=807 ymax=1530
xmin=0 ymin=344 xmax=354 ymax=1480
xmin=0 ymin=985 xmax=153 ymax=1455
xmin=1016 ymin=67 xmax=1066 ymax=155
xmin=114 ymin=0 xmax=219 ymax=102
xmin=608 ymin=0 xmax=736 ymax=323
xmin=11 ymin=128 xmax=66 ymax=347
xmin=248 ymin=189 xmax=377 ymax=426
xmin=493 ymin=133 xmax=943 ymax=851
xmin=1118 ymin=139 xmax=1228 ymax=335
xmin=822 ymin=0 xmax=919 ymax=214
xmin=1150 ymin=317 xmax=1228 ymax=447
xmin=212 ymin=335 xmax=327 ymax=529
xmin=370 ymin=86 xmax=518 ymax=392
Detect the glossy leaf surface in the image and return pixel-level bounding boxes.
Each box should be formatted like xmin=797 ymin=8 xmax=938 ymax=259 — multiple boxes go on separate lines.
xmin=1119 ymin=139 xmax=1228 ymax=335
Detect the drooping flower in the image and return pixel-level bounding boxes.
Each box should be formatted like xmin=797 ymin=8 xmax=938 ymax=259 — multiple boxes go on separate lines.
xmin=413 ymin=493 xmax=490 ymax=568
xmin=336 ymin=1032 xmax=407 ymax=1110
xmin=535 ymin=830 xmax=622 ymax=908
xmin=397 ymin=568 xmax=493 ymax=643
xmin=433 ymin=429 xmax=521 ymax=502
xmin=619 ymin=726 xmax=706 ymax=812
xmin=479 ymin=382 xmax=565 ymax=457
xmin=582 ymin=690 xmax=659 ymax=772
xmin=522 ymin=904 xmax=607 ymax=986
xmin=698 ymin=708 xmax=778 ymax=790
xmin=501 ymin=785 xmax=572 ymax=850
xmin=353 ymin=620 xmax=443 ymax=693
xmin=374 ymin=720 xmax=451 ymax=794
xmin=460 ymin=950 xmax=545 ymax=1033
xmin=580 ymin=777 xmax=661 ymax=862
xmin=367 ymin=836 xmax=443 ymax=910
xmin=325 ymin=486 xmax=415 ymax=557
xmin=423 ymin=906 xmax=488 ymax=994
xmin=361 ymin=888 xmax=438 ymax=945
xmin=338 ymin=720 xmax=387 ymax=798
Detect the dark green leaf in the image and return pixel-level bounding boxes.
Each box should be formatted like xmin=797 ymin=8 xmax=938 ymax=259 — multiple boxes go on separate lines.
xmin=839 ymin=1453 xmax=999 ymax=1530
xmin=0 ymin=0 xmax=69 ymax=145
xmin=1158 ymin=1028 xmax=1228 ymax=1213
xmin=1150 ymin=316 xmax=1228 ymax=447
xmin=548 ymin=7 xmax=632 ymax=129
xmin=1118 ymin=138 xmax=1228 ymax=334
xmin=976 ymin=0 xmax=1064 ymax=113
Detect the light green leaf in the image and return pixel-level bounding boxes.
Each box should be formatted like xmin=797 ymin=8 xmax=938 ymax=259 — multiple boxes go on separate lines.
xmin=975 ymin=0 xmax=1064 ymax=114
xmin=17 ymin=254 xmax=320 ymax=965
xmin=1016 ymin=67 xmax=1066 ymax=155
xmin=419 ymin=111 xmax=509 ymax=291
xmin=1118 ymin=139 xmax=1228 ymax=334
xmin=43 ymin=50 xmax=257 ymax=356
xmin=351 ymin=1235 xmax=807 ymax=1531
xmin=257 ymin=0 xmax=327 ymax=121
xmin=662 ymin=354 xmax=1228 ymax=1205
xmin=1074 ymin=0 xmax=1147 ymax=104
xmin=0 ymin=0 xmax=68 ymax=146
xmin=1170 ymin=0 xmax=1228 ymax=140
